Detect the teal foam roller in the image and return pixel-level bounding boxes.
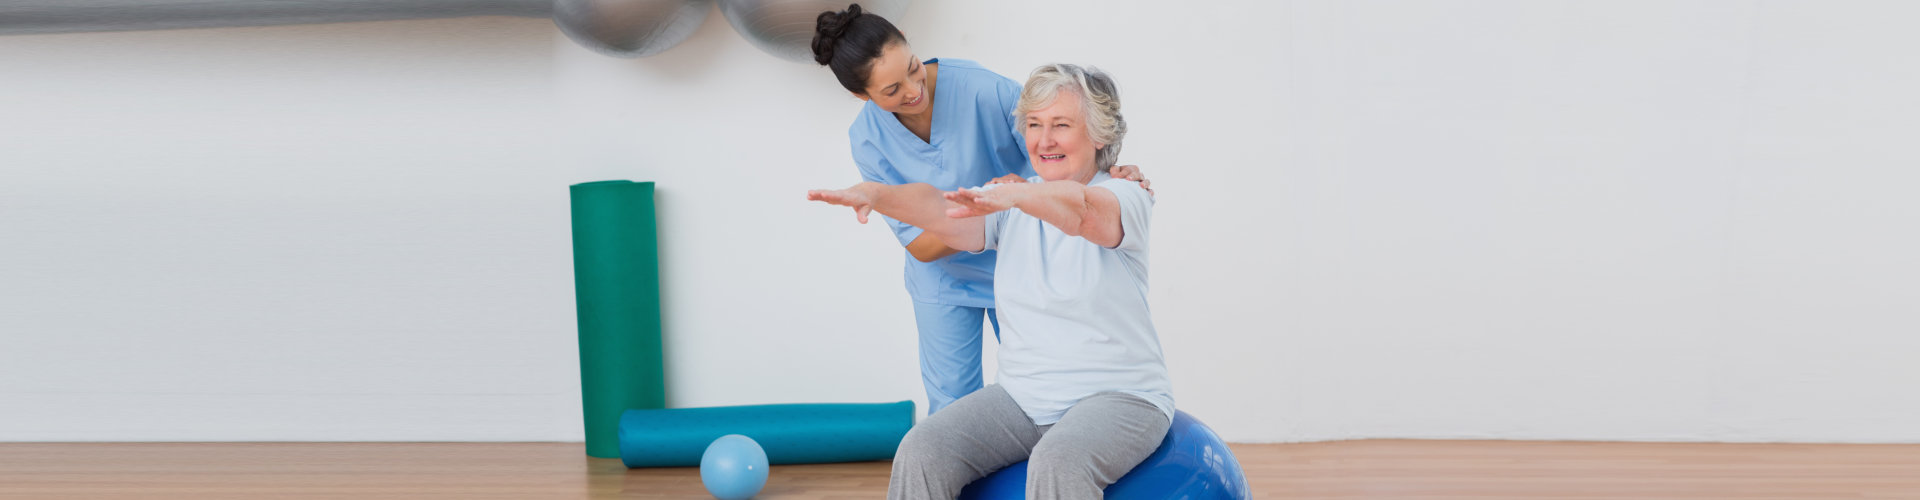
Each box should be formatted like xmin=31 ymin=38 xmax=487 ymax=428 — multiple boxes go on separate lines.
xmin=618 ymin=401 xmax=915 ymax=468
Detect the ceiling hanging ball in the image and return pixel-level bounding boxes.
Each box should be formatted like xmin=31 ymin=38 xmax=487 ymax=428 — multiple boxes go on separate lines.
xmin=717 ymin=0 xmax=910 ymax=63
xmin=554 ymin=0 xmax=715 ymax=58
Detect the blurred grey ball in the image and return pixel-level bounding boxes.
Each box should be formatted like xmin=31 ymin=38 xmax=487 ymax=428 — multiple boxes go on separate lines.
xmin=554 ymin=0 xmax=714 ymax=58
xmin=717 ymin=0 xmax=909 ymax=63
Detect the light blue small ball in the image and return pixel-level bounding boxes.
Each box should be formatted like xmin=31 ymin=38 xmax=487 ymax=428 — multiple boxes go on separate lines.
xmin=700 ymin=434 xmax=769 ymax=500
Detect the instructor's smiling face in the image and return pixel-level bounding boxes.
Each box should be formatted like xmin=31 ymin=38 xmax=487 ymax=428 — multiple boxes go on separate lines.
xmin=858 ymin=42 xmax=929 ymax=115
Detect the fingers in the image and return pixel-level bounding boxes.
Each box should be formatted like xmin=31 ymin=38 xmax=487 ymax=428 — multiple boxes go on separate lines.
xmin=945 ymin=195 xmax=990 ymax=218
xmin=811 ymin=189 xmax=873 ymax=222
xmin=948 ymin=190 xmax=992 ymax=209
xmin=984 ymin=173 xmax=1028 ymax=185
xmin=808 ymin=189 xmax=845 ymax=203
xmin=809 ymin=189 xmax=861 ymax=207
xmin=944 ymin=190 xmax=1005 ymax=217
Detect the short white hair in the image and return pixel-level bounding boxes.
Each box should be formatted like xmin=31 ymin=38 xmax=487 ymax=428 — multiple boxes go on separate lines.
xmin=1014 ymin=64 xmax=1126 ymax=171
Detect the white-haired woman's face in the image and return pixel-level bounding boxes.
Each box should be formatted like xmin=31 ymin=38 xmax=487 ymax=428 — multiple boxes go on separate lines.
xmin=1024 ymin=92 xmax=1104 ymax=183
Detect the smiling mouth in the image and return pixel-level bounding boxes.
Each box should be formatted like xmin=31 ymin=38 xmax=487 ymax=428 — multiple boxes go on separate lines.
xmin=1039 ymin=154 xmax=1065 ymax=161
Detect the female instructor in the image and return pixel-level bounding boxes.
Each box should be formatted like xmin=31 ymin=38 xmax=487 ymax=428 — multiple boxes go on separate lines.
xmin=810 ymin=5 xmax=1148 ymax=414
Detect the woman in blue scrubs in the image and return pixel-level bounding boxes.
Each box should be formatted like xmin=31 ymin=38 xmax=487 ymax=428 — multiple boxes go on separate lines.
xmin=810 ymin=5 xmax=1148 ymax=414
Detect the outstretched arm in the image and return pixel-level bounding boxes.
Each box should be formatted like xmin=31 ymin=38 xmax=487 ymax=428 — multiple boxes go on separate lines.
xmin=945 ymin=180 xmax=1126 ymax=248
xmin=808 ymin=182 xmax=987 ymax=253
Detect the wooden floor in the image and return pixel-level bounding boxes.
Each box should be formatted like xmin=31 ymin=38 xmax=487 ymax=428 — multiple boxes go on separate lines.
xmin=3 ymin=440 xmax=1917 ymax=499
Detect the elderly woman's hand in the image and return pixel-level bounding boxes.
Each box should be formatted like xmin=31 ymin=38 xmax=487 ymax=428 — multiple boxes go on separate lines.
xmin=944 ymin=185 xmax=1022 ymax=218
xmin=1110 ymin=164 xmax=1153 ymax=195
xmin=986 ymin=173 xmax=1029 ymax=185
xmin=807 ymin=182 xmax=882 ymax=224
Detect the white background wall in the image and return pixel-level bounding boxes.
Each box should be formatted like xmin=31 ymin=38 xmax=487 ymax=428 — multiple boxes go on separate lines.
xmin=3 ymin=1 xmax=1916 ymax=444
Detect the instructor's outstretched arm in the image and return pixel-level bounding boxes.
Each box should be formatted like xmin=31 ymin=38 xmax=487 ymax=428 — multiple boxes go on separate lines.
xmin=807 ymin=182 xmax=987 ymax=252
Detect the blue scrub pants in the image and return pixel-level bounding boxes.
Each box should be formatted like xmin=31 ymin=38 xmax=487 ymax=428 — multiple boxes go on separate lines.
xmin=911 ymin=301 xmax=1000 ymax=415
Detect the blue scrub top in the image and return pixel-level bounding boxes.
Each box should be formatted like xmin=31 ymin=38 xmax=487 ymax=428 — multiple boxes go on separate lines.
xmin=849 ymin=58 xmax=1034 ymax=309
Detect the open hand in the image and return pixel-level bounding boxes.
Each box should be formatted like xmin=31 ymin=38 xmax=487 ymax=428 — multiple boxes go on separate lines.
xmin=944 ymin=186 xmax=1019 ymax=218
xmin=806 ymin=183 xmax=878 ymax=224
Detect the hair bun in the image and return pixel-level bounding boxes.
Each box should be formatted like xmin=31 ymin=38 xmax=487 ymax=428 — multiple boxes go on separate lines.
xmin=811 ymin=4 xmax=865 ymax=65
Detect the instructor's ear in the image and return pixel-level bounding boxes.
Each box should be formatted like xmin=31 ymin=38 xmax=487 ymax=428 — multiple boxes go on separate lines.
xmin=853 ymin=92 xmax=871 ymax=102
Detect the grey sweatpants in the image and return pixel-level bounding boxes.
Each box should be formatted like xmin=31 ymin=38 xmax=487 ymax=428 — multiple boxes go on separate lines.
xmin=888 ymin=385 xmax=1171 ymax=500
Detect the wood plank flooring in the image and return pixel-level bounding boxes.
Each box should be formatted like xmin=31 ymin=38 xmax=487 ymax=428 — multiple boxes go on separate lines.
xmin=2 ymin=440 xmax=1916 ymax=499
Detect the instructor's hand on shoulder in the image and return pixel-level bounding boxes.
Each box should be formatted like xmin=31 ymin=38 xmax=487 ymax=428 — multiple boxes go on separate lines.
xmin=1110 ymin=164 xmax=1153 ymax=196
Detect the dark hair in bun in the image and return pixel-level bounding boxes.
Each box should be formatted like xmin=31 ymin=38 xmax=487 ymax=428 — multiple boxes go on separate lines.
xmin=811 ymin=4 xmax=907 ymax=95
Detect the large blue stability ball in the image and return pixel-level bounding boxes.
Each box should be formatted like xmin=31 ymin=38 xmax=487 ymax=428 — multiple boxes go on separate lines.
xmin=700 ymin=434 xmax=770 ymax=500
xmin=958 ymin=411 xmax=1251 ymax=500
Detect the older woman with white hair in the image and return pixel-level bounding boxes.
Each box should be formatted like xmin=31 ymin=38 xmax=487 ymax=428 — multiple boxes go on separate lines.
xmin=807 ymin=63 xmax=1171 ymax=500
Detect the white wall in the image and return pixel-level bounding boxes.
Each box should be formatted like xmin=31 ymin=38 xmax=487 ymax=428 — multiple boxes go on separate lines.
xmin=4 ymin=1 xmax=1917 ymax=443
xmin=1 ymin=18 xmax=576 ymax=441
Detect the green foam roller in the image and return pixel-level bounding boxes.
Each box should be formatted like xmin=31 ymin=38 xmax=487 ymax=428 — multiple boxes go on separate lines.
xmin=570 ymin=180 xmax=667 ymax=458
xmin=618 ymin=401 xmax=916 ymax=467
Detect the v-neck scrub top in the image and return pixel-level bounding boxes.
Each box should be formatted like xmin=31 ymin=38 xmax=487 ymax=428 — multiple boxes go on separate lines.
xmin=848 ymin=58 xmax=1034 ymax=309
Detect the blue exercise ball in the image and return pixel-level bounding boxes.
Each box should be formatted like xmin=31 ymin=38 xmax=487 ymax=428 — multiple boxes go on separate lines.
xmin=700 ymin=434 xmax=769 ymax=500
xmin=958 ymin=411 xmax=1251 ymax=500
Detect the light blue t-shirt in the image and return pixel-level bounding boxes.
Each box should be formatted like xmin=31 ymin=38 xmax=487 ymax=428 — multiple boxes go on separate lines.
xmin=849 ymin=58 xmax=1033 ymax=309
xmin=973 ymin=173 xmax=1175 ymax=425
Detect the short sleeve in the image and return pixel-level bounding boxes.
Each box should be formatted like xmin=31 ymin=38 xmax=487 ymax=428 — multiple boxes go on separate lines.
xmin=852 ymin=137 xmax=925 ymax=247
xmin=1096 ymin=178 xmax=1154 ymax=254
xmin=966 ymin=183 xmax=1013 ymax=253
xmin=972 ymin=210 xmax=1008 ymax=253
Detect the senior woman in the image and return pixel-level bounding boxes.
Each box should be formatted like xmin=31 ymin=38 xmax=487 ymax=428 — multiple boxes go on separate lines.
xmin=808 ymin=64 xmax=1170 ymax=500
xmin=811 ymin=5 xmax=1150 ymax=416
